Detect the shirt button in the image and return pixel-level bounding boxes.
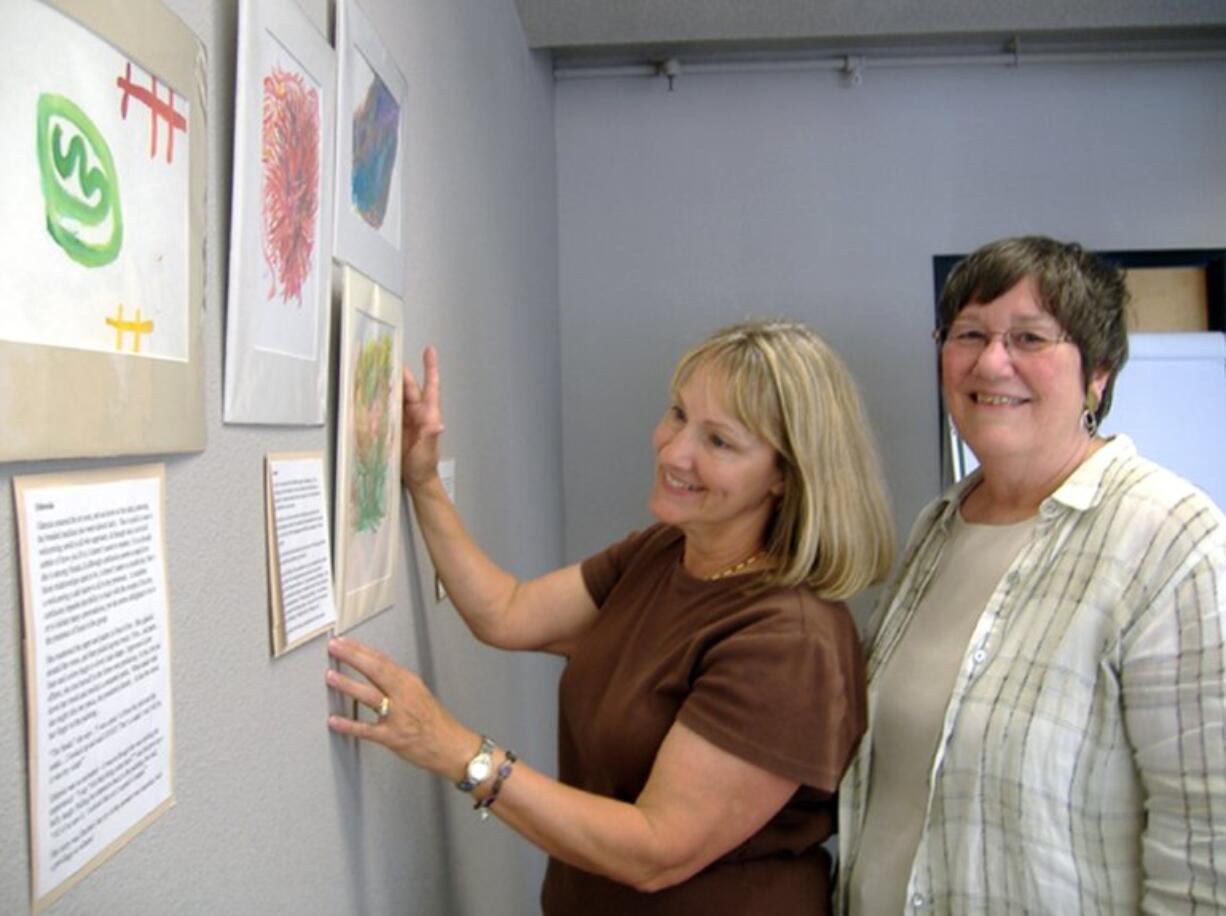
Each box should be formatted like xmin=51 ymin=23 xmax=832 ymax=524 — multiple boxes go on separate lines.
xmin=912 ymin=893 xmax=929 ymax=908
xmin=972 ymin=649 xmax=987 ymax=663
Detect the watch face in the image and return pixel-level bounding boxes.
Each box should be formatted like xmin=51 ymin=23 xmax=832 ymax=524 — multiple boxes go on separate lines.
xmin=467 ymin=754 xmax=492 ymax=783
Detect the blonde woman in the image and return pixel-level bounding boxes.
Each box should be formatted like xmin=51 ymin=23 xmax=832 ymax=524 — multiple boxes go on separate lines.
xmin=327 ymin=320 xmax=893 ymax=914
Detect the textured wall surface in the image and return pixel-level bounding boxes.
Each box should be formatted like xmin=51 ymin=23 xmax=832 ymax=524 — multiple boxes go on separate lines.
xmin=0 ymin=1 xmax=561 ymax=913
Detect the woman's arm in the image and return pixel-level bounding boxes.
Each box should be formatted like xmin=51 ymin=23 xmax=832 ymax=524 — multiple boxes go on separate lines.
xmin=490 ymin=720 xmax=796 ymax=891
xmin=326 ymin=638 xmax=799 ymax=892
xmin=402 ymin=347 xmax=598 ymax=653
xmin=1124 ymin=540 xmax=1226 ymax=912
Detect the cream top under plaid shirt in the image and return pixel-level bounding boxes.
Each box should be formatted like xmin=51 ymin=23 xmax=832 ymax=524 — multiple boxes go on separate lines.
xmin=836 ymin=436 xmax=1226 ymax=914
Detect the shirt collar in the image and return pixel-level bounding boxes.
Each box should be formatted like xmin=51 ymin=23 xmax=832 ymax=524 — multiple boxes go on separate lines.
xmin=932 ymin=435 xmax=1136 ymax=524
xmin=1045 ymin=434 xmax=1135 ymax=512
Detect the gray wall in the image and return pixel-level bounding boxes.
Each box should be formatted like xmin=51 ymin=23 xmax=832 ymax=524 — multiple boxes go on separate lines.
xmin=0 ymin=1 xmax=561 ymax=914
xmin=5 ymin=3 xmax=1225 ymax=914
xmin=556 ymin=57 xmax=1226 ymax=621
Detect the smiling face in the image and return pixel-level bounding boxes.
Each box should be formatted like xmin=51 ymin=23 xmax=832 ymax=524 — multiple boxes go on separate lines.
xmin=942 ymin=277 xmax=1108 ymax=474
xmin=648 ymin=363 xmax=785 ymax=556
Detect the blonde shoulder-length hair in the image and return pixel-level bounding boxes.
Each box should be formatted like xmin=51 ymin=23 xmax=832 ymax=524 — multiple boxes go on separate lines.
xmin=671 ymin=319 xmax=894 ymax=600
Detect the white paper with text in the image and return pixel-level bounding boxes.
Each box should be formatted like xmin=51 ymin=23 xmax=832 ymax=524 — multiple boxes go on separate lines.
xmin=267 ymin=453 xmax=336 ymax=652
xmin=16 ymin=465 xmax=173 ymax=909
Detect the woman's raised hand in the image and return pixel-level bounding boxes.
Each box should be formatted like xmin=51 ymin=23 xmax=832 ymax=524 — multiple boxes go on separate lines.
xmin=401 ymin=345 xmax=446 ymax=489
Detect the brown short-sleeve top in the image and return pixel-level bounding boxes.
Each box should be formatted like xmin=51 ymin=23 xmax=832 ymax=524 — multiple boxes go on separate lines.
xmin=540 ymin=524 xmax=867 ymax=916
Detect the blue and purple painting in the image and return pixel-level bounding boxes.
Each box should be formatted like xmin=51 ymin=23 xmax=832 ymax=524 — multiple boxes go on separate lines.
xmin=350 ymin=70 xmax=399 ymax=231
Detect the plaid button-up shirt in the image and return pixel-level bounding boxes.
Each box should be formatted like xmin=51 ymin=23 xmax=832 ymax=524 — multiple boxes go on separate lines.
xmin=837 ymin=436 xmax=1226 ymax=914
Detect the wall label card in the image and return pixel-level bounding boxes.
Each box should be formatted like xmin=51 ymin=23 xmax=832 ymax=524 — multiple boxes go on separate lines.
xmin=266 ymin=452 xmax=337 ymax=654
xmin=13 ymin=464 xmax=174 ymax=912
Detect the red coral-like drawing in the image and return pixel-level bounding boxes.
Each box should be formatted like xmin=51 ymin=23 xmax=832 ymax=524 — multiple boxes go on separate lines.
xmin=261 ymin=67 xmax=320 ymax=304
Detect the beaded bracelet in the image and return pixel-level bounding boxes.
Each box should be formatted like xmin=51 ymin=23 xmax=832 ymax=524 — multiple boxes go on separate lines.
xmin=474 ymin=749 xmax=517 ymax=820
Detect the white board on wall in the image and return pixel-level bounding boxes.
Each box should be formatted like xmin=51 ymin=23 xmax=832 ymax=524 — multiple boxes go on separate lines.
xmin=1101 ymin=332 xmax=1226 ymax=510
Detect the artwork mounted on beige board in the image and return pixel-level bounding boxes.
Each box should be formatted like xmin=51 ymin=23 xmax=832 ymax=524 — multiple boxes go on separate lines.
xmin=223 ymin=0 xmax=336 ymax=425
xmin=0 ymin=0 xmax=205 ymax=461
xmin=333 ymin=266 xmax=403 ymax=632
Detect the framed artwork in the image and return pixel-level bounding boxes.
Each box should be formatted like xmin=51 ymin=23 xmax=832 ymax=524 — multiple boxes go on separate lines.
xmin=334 ymin=266 xmax=403 ymax=632
xmin=932 ymin=247 xmax=1226 ymax=486
xmin=223 ymin=0 xmax=336 ymax=425
xmin=333 ymin=0 xmax=406 ymax=295
xmin=0 ymin=0 xmax=205 ymax=461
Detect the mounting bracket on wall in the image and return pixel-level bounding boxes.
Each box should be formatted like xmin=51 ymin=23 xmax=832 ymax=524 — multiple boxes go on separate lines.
xmin=842 ymin=54 xmax=864 ymax=86
xmin=657 ymin=57 xmax=681 ymax=90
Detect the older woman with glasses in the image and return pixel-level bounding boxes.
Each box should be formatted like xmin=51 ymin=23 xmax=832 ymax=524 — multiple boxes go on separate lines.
xmin=837 ymin=235 xmax=1226 ymax=914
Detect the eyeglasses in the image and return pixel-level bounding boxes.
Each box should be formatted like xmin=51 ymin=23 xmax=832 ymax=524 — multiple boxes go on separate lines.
xmin=934 ymin=325 xmax=1071 ymax=356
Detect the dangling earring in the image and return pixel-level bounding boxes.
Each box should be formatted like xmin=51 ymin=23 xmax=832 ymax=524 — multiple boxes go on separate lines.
xmin=1081 ymin=389 xmax=1100 ymax=437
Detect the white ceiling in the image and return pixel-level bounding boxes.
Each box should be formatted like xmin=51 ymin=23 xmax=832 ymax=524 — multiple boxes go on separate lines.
xmin=514 ymin=0 xmax=1226 ymax=60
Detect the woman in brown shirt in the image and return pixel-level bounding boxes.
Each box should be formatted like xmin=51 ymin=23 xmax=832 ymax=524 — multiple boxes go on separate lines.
xmin=326 ymin=320 xmax=894 ymax=913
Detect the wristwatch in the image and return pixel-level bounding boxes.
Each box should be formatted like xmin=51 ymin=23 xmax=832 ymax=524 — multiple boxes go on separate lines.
xmin=456 ymin=735 xmax=495 ymax=792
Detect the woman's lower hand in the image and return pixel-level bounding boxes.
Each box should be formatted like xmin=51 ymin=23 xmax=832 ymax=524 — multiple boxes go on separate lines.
xmin=325 ymin=636 xmax=471 ymax=778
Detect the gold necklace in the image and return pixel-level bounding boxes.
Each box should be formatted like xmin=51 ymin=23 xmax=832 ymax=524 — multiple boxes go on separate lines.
xmin=703 ymin=551 xmax=764 ymax=581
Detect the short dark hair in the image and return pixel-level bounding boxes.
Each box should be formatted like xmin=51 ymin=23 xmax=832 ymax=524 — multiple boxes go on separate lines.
xmin=937 ymin=235 xmax=1130 ymax=422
